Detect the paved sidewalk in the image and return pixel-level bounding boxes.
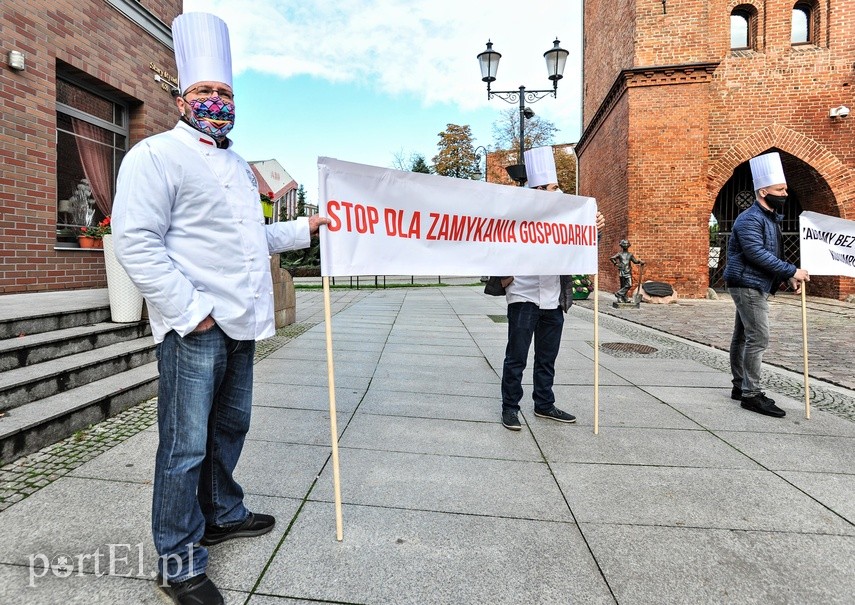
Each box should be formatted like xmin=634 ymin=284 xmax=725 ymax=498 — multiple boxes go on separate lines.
xmin=1 ymin=286 xmax=853 ymax=604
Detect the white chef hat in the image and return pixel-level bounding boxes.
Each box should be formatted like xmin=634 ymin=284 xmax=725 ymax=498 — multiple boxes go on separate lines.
xmin=524 ymin=146 xmax=558 ymax=188
xmin=749 ymin=152 xmax=787 ymax=190
xmin=172 ymin=12 xmax=232 ymax=94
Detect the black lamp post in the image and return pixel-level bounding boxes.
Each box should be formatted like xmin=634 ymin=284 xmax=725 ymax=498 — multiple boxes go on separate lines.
xmin=477 ymin=38 xmax=569 ymax=185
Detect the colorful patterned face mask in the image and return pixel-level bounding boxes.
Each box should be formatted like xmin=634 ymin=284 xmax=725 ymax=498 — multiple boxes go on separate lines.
xmin=183 ymin=95 xmax=235 ymax=139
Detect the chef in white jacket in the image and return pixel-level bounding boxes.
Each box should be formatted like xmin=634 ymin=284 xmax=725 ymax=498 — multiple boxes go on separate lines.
xmin=111 ymin=12 xmax=327 ymax=605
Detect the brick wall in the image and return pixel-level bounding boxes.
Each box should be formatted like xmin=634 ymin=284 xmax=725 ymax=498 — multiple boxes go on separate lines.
xmin=0 ymin=0 xmax=181 ymax=293
xmin=579 ymin=0 xmax=855 ymax=299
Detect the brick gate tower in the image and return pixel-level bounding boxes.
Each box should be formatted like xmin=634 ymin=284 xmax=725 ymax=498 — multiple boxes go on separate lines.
xmin=576 ymin=0 xmax=855 ymax=299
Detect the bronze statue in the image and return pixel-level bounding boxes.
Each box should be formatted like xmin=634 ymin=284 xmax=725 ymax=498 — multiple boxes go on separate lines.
xmin=610 ymin=240 xmax=645 ymax=303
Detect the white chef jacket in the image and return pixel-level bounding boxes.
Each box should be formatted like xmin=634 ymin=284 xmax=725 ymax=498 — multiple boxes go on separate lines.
xmin=505 ymin=275 xmax=561 ymax=310
xmin=111 ymin=121 xmax=310 ymax=343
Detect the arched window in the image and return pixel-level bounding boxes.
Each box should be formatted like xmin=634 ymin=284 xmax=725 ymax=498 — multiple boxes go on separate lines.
xmin=792 ymin=2 xmax=813 ymax=45
xmin=730 ymin=8 xmax=753 ymax=50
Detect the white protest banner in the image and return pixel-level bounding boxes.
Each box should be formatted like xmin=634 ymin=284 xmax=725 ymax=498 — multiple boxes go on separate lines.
xmin=318 ymin=157 xmax=598 ymax=276
xmin=799 ymin=211 xmax=855 ymax=277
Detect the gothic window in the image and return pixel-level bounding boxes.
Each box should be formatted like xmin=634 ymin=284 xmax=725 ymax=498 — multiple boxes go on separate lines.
xmin=730 ymin=7 xmax=755 ymax=51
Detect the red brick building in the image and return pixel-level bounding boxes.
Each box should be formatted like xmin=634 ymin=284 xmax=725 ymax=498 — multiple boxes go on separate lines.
xmin=577 ymin=0 xmax=855 ymax=299
xmin=1 ymin=0 xmax=182 ymax=293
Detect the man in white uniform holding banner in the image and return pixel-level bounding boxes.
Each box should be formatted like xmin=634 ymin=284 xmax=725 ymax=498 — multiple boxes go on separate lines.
xmin=113 ymin=12 xmax=328 ymax=604
xmin=500 ymin=146 xmax=604 ymax=431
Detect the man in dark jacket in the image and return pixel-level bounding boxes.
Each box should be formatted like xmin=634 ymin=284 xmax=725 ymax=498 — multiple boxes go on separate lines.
xmin=724 ymin=152 xmax=809 ymax=418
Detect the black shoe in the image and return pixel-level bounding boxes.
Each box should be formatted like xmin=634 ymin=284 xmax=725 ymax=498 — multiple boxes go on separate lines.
xmin=731 ymin=387 xmax=742 ymax=400
xmin=759 ymin=392 xmax=776 ymax=405
xmin=534 ymin=407 xmax=577 ymax=423
xmin=740 ymin=395 xmax=786 ymax=418
xmin=157 ymin=573 xmax=224 ymax=605
xmin=502 ymin=409 xmax=521 ymax=431
xmin=200 ymin=512 xmax=275 ymax=546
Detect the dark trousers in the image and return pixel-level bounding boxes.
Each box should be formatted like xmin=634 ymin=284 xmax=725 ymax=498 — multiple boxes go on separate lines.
xmin=501 ymin=302 xmax=564 ymax=413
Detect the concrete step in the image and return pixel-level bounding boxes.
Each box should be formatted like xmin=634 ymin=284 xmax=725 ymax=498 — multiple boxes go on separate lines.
xmin=0 ymin=289 xmax=111 ymax=340
xmin=0 ymin=321 xmax=151 ymax=372
xmin=0 ymin=306 xmax=112 ymax=341
xmin=0 ymin=338 xmax=156 ymax=412
xmin=0 ymin=362 xmax=159 ymax=465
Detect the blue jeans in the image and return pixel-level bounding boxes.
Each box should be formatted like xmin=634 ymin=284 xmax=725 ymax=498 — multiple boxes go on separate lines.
xmin=501 ymin=302 xmax=564 ymax=413
xmin=729 ymin=287 xmax=770 ymax=397
xmin=153 ymin=326 xmax=255 ymax=582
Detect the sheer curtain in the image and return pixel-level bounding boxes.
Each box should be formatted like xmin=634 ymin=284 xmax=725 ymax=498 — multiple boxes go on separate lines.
xmin=71 ymin=117 xmax=113 ymax=216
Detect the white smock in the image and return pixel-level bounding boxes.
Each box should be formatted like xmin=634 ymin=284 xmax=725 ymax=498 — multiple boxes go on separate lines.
xmin=111 ymin=120 xmax=310 ymax=343
xmin=505 ymin=275 xmax=560 ymax=310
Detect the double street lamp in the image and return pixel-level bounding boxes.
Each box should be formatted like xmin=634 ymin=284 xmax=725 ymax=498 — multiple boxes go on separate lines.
xmin=477 ymin=38 xmax=569 ymax=185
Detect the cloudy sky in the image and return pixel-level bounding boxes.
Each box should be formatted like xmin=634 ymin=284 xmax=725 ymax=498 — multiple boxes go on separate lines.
xmin=183 ymin=0 xmax=584 ymax=202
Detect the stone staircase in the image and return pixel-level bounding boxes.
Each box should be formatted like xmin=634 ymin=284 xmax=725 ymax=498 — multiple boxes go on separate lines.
xmin=0 ymin=296 xmax=157 ymax=465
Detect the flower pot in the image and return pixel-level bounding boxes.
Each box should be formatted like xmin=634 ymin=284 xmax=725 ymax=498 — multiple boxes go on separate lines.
xmin=78 ymin=235 xmax=98 ymax=248
xmin=261 ymin=201 xmax=274 ymax=219
xmin=102 ymin=234 xmax=144 ymax=322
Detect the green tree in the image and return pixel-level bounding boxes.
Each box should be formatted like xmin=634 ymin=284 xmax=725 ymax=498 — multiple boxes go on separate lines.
xmin=554 ymin=145 xmax=577 ymax=193
xmin=410 ymin=154 xmax=431 ymax=174
xmin=297 ymin=184 xmax=306 ymax=217
xmin=431 ymin=124 xmax=480 ymax=179
xmin=392 ymin=150 xmax=432 ymax=173
xmin=491 ymin=107 xmax=559 ymax=154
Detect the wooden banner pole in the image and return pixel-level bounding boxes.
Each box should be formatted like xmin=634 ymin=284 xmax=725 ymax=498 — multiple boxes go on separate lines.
xmin=801 ymin=283 xmax=810 ymax=420
xmin=322 ymin=276 xmax=344 ymax=540
xmin=594 ymin=273 xmax=600 ymax=435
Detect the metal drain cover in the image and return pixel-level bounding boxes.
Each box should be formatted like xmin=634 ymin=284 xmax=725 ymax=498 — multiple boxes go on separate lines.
xmin=601 ymin=342 xmax=658 ymax=354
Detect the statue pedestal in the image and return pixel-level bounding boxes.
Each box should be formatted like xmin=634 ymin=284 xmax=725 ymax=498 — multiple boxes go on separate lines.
xmin=612 ymin=301 xmax=640 ymax=309
xmin=271 ymin=255 xmax=296 ymax=327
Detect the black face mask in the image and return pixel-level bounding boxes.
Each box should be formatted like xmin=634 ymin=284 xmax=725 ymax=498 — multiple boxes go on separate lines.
xmin=764 ymin=193 xmax=787 ymax=211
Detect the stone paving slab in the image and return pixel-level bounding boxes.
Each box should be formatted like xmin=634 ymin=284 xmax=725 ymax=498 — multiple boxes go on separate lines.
xmin=776 ymin=471 xmax=855 ymax=525
xmin=252 ymin=361 xmax=372 ymax=390
xmin=357 ymin=390 xmax=499 ymax=423
xmin=599 ymin=367 xmax=734 ymax=388
xmin=0 ymin=565 xmax=249 ymax=605
xmin=313 ymin=448 xmax=569 ymax=521
xmin=551 ymin=385 xmax=704 ymax=430
xmin=552 ymin=464 xmax=854 ymax=534
xmin=0 ymin=476 xmax=152 ymax=569
xmin=533 ymin=425 xmax=762 ymax=469
xmin=338 ymin=414 xmax=540 ymax=461
xmin=251 ymin=383 xmax=363 ymax=413
xmin=372 ymin=359 xmax=496 ymax=384
xmin=68 ymin=429 xmax=156 ymax=483
xmin=716 ymin=431 xmax=855 ymax=474
xmin=366 ymin=376 xmax=498 ymax=398
xmin=378 ymin=342 xmax=485 ymax=357
xmin=203 ymin=495 xmax=303 ymax=593
xmin=581 ymin=524 xmax=855 ymax=605
xmin=246 ymin=407 xmax=347 ymax=447
xmin=233 ymin=441 xmax=329 ymax=500
xmin=247 ymin=596 xmax=329 ymax=605
xmin=254 ymin=357 xmax=378 ymax=379
xmin=257 ymin=502 xmax=615 ymax=605
xmin=644 ymin=386 xmax=855 ymax=436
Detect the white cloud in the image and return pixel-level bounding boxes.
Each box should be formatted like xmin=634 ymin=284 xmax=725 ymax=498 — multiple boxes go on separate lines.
xmin=183 ymin=0 xmax=584 ymax=133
